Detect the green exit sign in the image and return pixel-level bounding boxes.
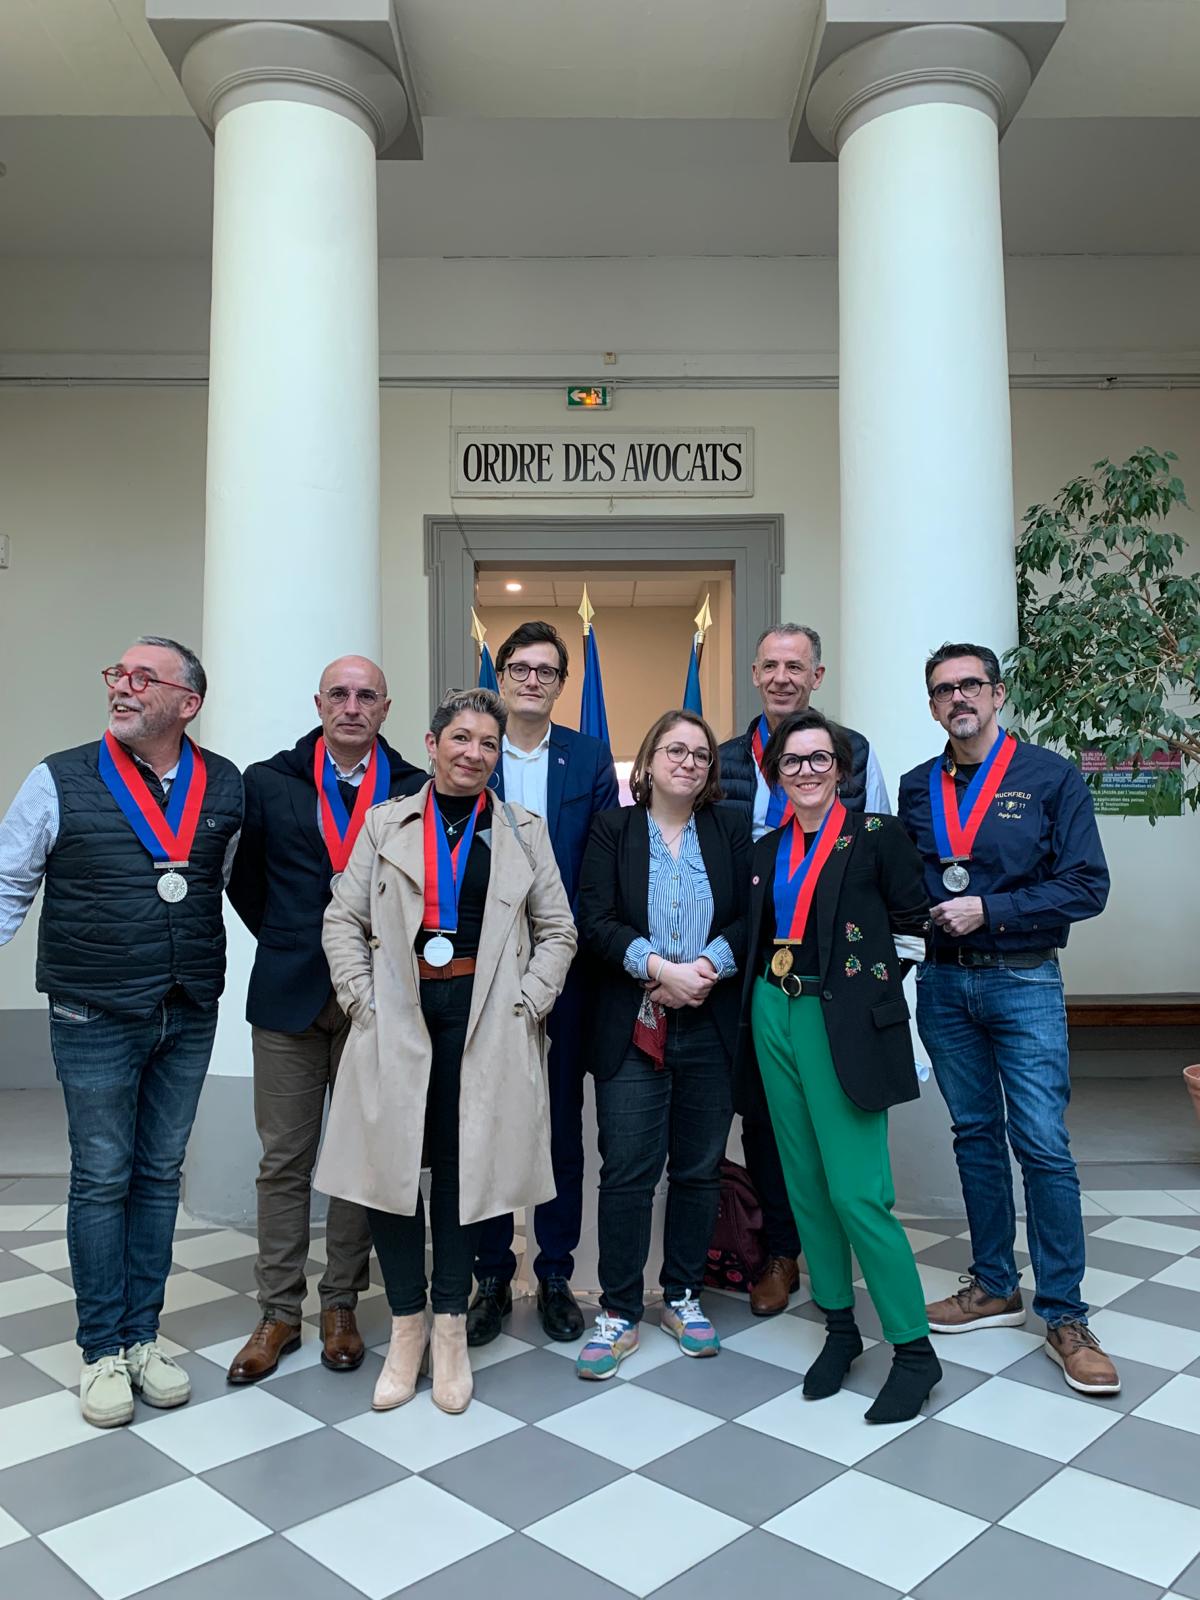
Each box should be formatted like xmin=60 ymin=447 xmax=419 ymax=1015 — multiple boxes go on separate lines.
xmin=566 ymin=386 xmax=612 ymax=409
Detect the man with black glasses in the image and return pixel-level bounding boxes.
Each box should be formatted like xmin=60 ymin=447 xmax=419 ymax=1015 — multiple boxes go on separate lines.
xmin=468 ymin=620 xmax=618 ymax=1344
xmin=899 ymin=642 xmax=1119 ymax=1396
xmin=0 ymin=638 xmax=243 ymax=1427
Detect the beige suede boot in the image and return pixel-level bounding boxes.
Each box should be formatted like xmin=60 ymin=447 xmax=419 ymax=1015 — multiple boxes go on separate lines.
xmin=430 ymin=1312 xmax=473 ymax=1413
xmin=372 ymin=1313 xmax=429 ymax=1411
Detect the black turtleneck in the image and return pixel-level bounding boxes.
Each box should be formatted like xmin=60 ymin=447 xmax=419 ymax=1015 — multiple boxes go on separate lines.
xmin=416 ymin=789 xmax=492 ymax=961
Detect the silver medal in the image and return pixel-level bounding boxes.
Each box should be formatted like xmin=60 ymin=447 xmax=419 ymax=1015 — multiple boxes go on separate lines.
xmin=942 ymin=863 xmax=970 ymax=893
xmin=157 ymin=870 xmax=188 ymax=903
xmin=424 ymin=934 xmax=455 ymax=967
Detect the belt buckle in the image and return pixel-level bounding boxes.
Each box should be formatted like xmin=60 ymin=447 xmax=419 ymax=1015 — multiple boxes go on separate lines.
xmin=781 ymin=972 xmax=802 ymax=998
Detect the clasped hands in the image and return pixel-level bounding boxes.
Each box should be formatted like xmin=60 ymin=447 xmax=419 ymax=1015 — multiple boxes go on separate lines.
xmin=646 ymin=955 xmax=718 ymax=1009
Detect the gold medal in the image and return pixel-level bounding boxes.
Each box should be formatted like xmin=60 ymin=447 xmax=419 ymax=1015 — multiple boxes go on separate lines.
xmin=771 ymin=946 xmax=795 ymax=978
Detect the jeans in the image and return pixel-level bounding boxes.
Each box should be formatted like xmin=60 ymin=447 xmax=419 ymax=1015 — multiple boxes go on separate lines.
xmin=915 ymin=959 xmax=1087 ymax=1327
xmin=49 ymin=990 xmax=218 ymax=1363
xmin=595 ymin=1008 xmax=733 ymax=1325
xmin=368 ymin=976 xmax=479 ymax=1316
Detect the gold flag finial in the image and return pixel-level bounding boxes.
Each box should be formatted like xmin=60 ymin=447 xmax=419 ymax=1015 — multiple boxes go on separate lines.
xmin=469 ymin=608 xmax=487 ymax=648
xmin=694 ymin=593 xmax=713 ymax=642
xmin=578 ymin=585 xmax=595 ymax=636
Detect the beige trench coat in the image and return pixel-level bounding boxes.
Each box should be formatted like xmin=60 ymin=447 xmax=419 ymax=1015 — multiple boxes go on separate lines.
xmin=314 ymin=784 xmax=577 ymax=1225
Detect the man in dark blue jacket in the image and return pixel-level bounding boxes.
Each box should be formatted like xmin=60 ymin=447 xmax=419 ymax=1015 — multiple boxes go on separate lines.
xmin=224 ymin=655 xmax=422 ymax=1383
xmin=468 ymin=621 xmax=619 ymax=1344
xmin=899 ymin=642 xmax=1119 ymax=1397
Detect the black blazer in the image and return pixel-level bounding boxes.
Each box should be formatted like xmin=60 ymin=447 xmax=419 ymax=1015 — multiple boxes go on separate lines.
xmin=577 ymin=804 xmax=752 ymax=1079
xmin=737 ymin=810 xmax=930 ymax=1113
xmin=226 ymin=728 xmax=423 ymax=1032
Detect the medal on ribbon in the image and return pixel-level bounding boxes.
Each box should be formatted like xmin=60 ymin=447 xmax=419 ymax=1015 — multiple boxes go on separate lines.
xmin=314 ymin=737 xmax=390 ymax=875
xmin=422 ymin=790 xmax=487 ymax=966
xmin=772 ymin=798 xmax=846 ymax=948
xmin=751 ymin=714 xmax=791 ymax=830
xmin=928 ymin=727 xmax=1017 ymax=892
xmin=98 ymin=731 xmax=208 ymax=901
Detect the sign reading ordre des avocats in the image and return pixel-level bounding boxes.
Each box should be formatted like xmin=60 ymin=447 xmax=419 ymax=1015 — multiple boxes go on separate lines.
xmin=451 ymin=428 xmax=754 ymax=498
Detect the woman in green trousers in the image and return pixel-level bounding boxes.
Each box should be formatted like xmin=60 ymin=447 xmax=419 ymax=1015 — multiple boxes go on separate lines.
xmin=739 ymin=708 xmax=939 ymax=1422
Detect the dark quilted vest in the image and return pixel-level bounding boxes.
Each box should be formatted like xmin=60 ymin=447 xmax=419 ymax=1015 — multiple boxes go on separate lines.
xmin=36 ymin=740 xmax=244 ymax=1017
xmin=718 ymin=717 xmax=873 ymax=816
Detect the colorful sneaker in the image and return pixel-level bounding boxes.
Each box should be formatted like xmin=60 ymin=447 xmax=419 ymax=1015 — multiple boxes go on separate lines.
xmin=662 ymin=1293 xmax=721 ymax=1358
xmin=125 ymin=1340 xmax=191 ymax=1408
xmin=575 ymin=1315 xmax=638 ymax=1380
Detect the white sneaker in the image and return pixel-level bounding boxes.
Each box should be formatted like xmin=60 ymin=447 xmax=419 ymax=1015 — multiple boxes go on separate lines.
xmin=80 ymin=1354 xmax=134 ymax=1428
xmin=125 ymin=1341 xmax=191 ymax=1408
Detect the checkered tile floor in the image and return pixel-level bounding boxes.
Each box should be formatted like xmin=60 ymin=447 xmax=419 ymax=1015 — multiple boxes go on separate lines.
xmin=3 ymin=1167 xmax=1200 ymax=1600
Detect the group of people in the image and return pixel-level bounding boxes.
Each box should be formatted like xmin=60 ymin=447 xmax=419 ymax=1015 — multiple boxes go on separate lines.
xmin=0 ymin=616 xmax=1119 ymax=1435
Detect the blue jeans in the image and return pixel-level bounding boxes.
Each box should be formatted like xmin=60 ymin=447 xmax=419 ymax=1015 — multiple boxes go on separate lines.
xmin=915 ymin=959 xmax=1087 ymax=1327
xmin=48 ymin=991 xmax=218 ymax=1362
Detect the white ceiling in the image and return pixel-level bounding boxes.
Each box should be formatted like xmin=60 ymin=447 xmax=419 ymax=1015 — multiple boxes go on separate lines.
xmin=475 ymin=569 xmax=726 ymax=609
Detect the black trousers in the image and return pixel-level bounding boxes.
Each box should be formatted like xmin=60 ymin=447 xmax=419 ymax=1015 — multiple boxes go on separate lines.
xmin=367 ymin=976 xmax=480 ymax=1316
xmin=741 ymin=1083 xmax=803 ymax=1260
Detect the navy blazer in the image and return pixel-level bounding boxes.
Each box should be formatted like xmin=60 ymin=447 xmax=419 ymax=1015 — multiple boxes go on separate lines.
xmin=493 ymin=723 xmax=618 ymax=906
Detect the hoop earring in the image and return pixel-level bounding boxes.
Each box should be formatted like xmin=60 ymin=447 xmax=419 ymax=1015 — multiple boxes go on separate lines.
xmin=427 ymin=757 xmax=435 ymax=774
xmin=487 ymin=770 xmax=500 ymax=792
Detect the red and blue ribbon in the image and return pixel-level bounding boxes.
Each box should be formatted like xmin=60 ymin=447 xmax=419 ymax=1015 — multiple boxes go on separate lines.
xmin=752 ymin=714 xmax=791 ymax=829
xmin=929 ymin=728 xmax=1017 ymax=863
xmin=98 ymin=730 xmax=207 ymax=864
xmin=422 ymin=790 xmax=487 ymax=932
xmin=773 ymin=798 xmax=846 ymax=944
xmin=314 ymin=737 xmax=390 ymax=874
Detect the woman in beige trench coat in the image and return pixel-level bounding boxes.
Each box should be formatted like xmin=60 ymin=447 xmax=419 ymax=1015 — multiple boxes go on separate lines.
xmin=316 ymin=688 xmax=576 ymax=1415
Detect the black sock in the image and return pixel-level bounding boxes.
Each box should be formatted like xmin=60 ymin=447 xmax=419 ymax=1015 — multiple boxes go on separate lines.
xmin=803 ymin=1305 xmax=864 ymax=1399
xmin=865 ymin=1335 xmax=942 ymax=1423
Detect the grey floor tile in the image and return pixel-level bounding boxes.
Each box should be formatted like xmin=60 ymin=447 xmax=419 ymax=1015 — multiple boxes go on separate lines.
xmin=202 ymin=1425 xmax=407 ymax=1531
xmin=1174 ymin=1549 xmax=1200 ymax=1600
xmin=895 ymin=1218 xmax=968 ymax=1235
xmin=1071 ymin=1415 xmax=1200 ymax=1509
xmin=135 ymin=1351 xmax=241 ymax=1410
xmin=914 ymin=1525 xmax=1161 ymax=1600
xmin=0 ymin=1428 xmax=188 ymax=1534
xmin=0 ymin=1537 xmax=100 ymax=1599
xmin=0 ymin=1251 xmax=42 ymax=1283
xmin=0 ymin=1354 xmax=62 ymax=1407
xmin=1 ymin=1177 xmax=69 ymax=1204
xmin=858 ymin=1416 xmax=1060 ymax=1520
xmin=304 ymin=1293 xmax=393 ymax=1346
xmin=470 ymin=1346 xmax=612 ymax=1422
xmin=655 ymin=1529 xmax=903 ymax=1600
xmin=1001 ymin=1348 xmax=1172 ymax=1414
xmin=1083 ymin=1236 xmax=1180 ymax=1279
xmin=264 ymin=1351 xmax=386 ymax=1423
xmin=1078 ymin=1161 xmax=1200 ymax=1191
xmin=794 ymin=1295 xmax=887 ymax=1342
xmin=1104 ymin=1281 xmax=1200 ymax=1332
xmin=631 ymin=1346 xmax=801 ymax=1420
xmin=0 ymin=1296 xmax=79 ymax=1353
xmin=135 ymin=1532 xmax=365 ymax=1600
xmin=640 ymin=1420 xmax=843 ymax=1525
xmin=0 ymin=1232 xmax=66 ymax=1251
xmin=496 ymin=1293 xmax=554 ymax=1346
xmin=394 ymin=1532 xmax=630 ymax=1600
xmin=841 ymin=1345 xmax=989 ymax=1415
xmin=691 ymin=1292 xmax=761 ymax=1338
xmin=910 ymin=1237 xmax=976 ymax=1272
xmin=192 ymin=1254 xmax=259 ymax=1294
xmin=157 ymin=1291 xmax=261 ymax=1349
xmin=0 ymin=1179 xmax=16 ymax=1192
xmin=423 ymin=1425 xmax=625 ymax=1527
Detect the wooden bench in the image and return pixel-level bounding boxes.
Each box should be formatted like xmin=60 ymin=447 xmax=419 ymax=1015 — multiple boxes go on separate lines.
xmin=1067 ymin=994 xmax=1200 ymax=1028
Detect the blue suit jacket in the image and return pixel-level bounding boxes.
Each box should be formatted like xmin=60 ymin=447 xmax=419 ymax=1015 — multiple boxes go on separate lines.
xmin=494 ymin=723 xmax=618 ymax=906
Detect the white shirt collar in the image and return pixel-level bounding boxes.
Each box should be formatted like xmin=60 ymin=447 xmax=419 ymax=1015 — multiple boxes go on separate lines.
xmin=502 ymin=726 xmax=552 ymax=762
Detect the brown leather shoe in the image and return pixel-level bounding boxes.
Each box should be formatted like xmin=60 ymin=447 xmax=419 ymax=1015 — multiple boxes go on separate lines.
xmin=1045 ymin=1321 xmax=1121 ymax=1395
xmin=321 ymin=1307 xmax=366 ymax=1371
xmin=750 ymin=1256 xmax=801 ymax=1317
xmin=926 ymin=1276 xmax=1026 ymax=1333
xmin=226 ymin=1317 xmax=302 ymax=1384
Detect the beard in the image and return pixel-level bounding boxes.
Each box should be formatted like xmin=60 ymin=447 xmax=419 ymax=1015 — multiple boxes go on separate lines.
xmin=109 ymin=701 xmax=178 ymax=745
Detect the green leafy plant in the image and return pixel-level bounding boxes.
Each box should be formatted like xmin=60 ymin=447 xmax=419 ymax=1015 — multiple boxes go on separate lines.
xmin=1003 ymin=447 xmax=1200 ymax=819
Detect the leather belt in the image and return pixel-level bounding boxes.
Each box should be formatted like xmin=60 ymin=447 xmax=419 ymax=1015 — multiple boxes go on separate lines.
xmin=417 ymin=956 xmax=477 ymax=981
xmin=762 ymin=965 xmax=822 ymax=998
xmin=930 ymin=947 xmax=1057 ymax=969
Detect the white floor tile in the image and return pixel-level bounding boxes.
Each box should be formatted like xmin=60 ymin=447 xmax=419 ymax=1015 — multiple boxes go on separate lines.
xmin=724 ymin=1314 xmax=876 ymax=1375
xmin=132 ymin=1388 xmax=322 ymax=1472
xmin=196 ymin=1320 xmax=324 ymax=1375
xmin=1132 ymin=1374 xmax=1200 ymax=1437
xmin=1152 ymin=1256 xmax=1200 ymax=1294
xmin=304 ymin=1235 xmax=328 ymax=1265
xmin=737 ymin=1382 xmax=919 ymax=1465
xmin=764 ymin=1469 xmax=987 ymax=1593
xmin=1018 ymin=1262 xmax=1141 ymax=1307
xmin=173 ymin=1208 xmax=217 ymax=1230
xmin=1085 ymin=1191 xmax=1199 ymax=1217
xmin=956 ymin=1222 xmax=1030 ymax=1252
xmin=25 ymin=1205 xmax=69 ymax=1230
xmin=170 ymin=1229 xmax=260 ymax=1270
xmin=0 ymin=1506 xmax=29 ymax=1551
xmin=286 ymin=1477 xmax=508 ymax=1599
xmin=0 ymin=1344 xmax=10 ymax=1358
xmin=526 ymin=1473 xmax=748 ymax=1598
xmin=20 ymin=1331 xmax=187 ymax=1391
xmin=337 ymin=1390 xmax=523 ymax=1472
xmin=1166 ymin=1193 xmax=1200 ymax=1213
xmin=853 ymin=1261 xmax=963 ymax=1301
xmin=536 ymin=1378 xmax=721 ymax=1468
xmin=0 ymin=1272 xmax=75 ymax=1319
xmin=0 ymin=1389 xmax=103 ymax=1472
xmin=1092 ymin=1218 xmax=1200 ymax=1256
xmin=299 ymin=1271 xmax=384 ymax=1317
xmin=12 ymin=1236 xmax=71 ymax=1272
xmin=902 ymin=1227 xmax=950 ymax=1254
xmin=541 ymin=1318 xmax=686 ymax=1380
xmin=0 ymin=1204 xmax=59 ymax=1230
xmin=467 ymin=1332 xmax=537 ymax=1372
xmin=42 ymin=1477 xmax=269 ymax=1600
xmin=936 ymin=1375 xmax=1120 ymax=1461
xmin=928 ymin=1326 xmax=1044 ymax=1375
xmin=1079 ymin=1195 xmax=1113 ymax=1216
xmin=1001 ymin=1466 xmax=1200 ymax=1587
xmin=159 ymin=1271 xmax=236 ymax=1314
xmin=1088 ymin=1309 xmax=1200 ymax=1373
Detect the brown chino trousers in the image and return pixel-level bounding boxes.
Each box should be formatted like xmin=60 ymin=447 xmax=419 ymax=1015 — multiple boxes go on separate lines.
xmin=252 ymin=993 xmax=372 ymax=1324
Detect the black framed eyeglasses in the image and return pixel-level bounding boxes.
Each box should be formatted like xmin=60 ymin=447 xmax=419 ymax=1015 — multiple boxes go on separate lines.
xmin=502 ymin=661 xmax=563 ymax=685
xmin=929 ymin=676 xmax=993 ymax=704
xmin=656 ymin=742 xmax=713 ymax=769
xmin=101 ymin=666 xmax=193 ymax=695
xmin=777 ymin=749 xmax=835 ymax=776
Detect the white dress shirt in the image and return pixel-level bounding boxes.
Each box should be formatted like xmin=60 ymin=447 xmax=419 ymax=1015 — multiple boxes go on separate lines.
xmin=501 ymin=725 xmax=552 ymax=818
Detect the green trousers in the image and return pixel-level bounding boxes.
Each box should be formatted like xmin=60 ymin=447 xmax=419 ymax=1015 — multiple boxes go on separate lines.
xmin=751 ymin=978 xmax=928 ymax=1346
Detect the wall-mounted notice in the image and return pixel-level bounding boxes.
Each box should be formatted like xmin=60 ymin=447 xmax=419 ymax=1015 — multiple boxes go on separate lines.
xmin=1079 ymin=747 xmax=1184 ymax=816
xmin=451 ymin=428 xmax=753 ymax=498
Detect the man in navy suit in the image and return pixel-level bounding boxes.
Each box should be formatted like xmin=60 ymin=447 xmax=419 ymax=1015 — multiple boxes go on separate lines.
xmin=468 ymin=621 xmax=619 ymax=1344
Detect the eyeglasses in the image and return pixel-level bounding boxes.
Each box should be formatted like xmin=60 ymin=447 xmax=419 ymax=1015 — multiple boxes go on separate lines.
xmin=502 ymin=662 xmax=562 ymax=685
xmin=777 ymin=750 xmax=835 ymax=776
xmin=929 ymin=676 xmax=993 ymax=705
xmin=323 ymin=687 xmax=382 ymax=707
xmin=656 ymin=742 xmax=713 ymax=769
xmin=101 ymin=666 xmax=193 ymax=695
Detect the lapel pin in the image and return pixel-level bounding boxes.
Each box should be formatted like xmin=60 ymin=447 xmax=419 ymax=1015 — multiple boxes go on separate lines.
xmin=558 ymin=757 xmax=566 ymax=765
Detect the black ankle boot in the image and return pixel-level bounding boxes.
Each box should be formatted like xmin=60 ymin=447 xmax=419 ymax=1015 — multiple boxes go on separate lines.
xmin=865 ymin=1335 xmax=942 ymax=1423
xmin=803 ymin=1305 xmax=864 ymax=1399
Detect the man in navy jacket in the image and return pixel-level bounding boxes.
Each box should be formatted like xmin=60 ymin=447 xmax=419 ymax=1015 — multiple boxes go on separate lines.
xmin=899 ymin=641 xmax=1119 ymax=1398
xmin=468 ymin=621 xmax=619 ymax=1344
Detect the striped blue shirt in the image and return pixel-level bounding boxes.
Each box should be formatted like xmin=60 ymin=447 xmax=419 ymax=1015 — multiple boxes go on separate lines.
xmin=623 ymin=813 xmax=737 ymax=981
